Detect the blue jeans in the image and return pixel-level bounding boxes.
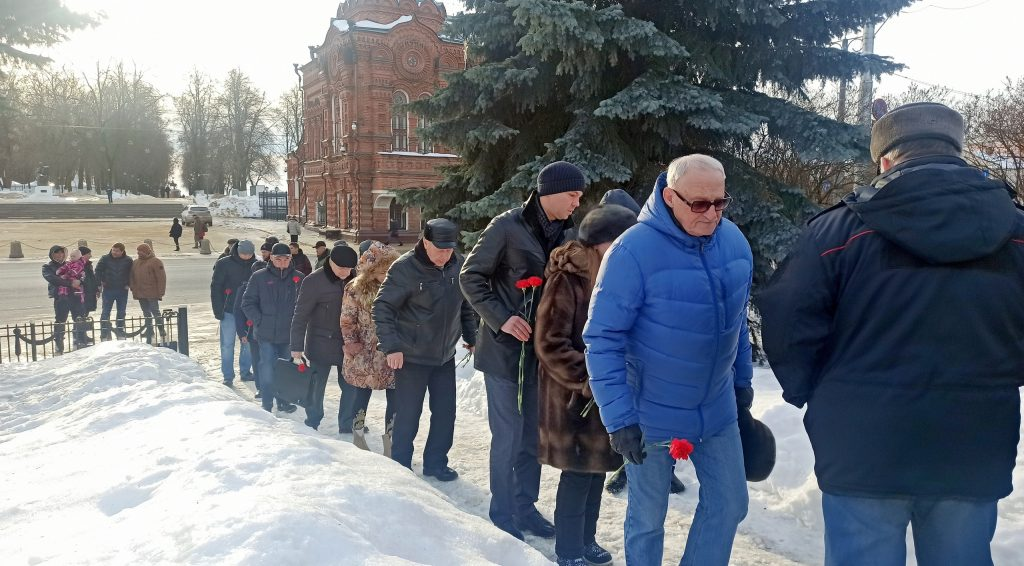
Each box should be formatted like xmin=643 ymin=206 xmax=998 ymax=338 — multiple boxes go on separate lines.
xmin=625 ymin=423 xmax=747 ymax=566
xmin=219 ymin=313 xmax=252 ymax=382
xmin=100 ymin=288 xmax=128 ymax=335
xmin=257 ymin=342 xmax=291 ymax=411
xmin=822 ymin=493 xmax=997 ymax=566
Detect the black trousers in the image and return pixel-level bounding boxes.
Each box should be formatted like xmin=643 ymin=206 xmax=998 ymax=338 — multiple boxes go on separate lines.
xmin=554 ymin=471 xmax=604 ymax=559
xmin=484 ymin=373 xmax=542 ymax=526
xmin=52 ymin=297 xmax=72 ymax=351
xmin=172 ymin=236 xmax=180 ymax=250
xmin=249 ymin=339 xmax=261 ymax=390
xmin=390 ymin=358 xmax=456 ymax=471
xmin=305 ymin=360 xmax=337 ymax=429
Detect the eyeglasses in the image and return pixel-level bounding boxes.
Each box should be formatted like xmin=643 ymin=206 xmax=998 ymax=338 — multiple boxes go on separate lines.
xmin=671 ymin=189 xmax=732 ymax=213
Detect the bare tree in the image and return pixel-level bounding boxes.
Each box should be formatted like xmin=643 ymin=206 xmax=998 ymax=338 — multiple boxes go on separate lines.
xmin=174 ymin=70 xmax=218 ymax=194
xmin=216 ymin=69 xmax=277 ymax=193
xmin=966 ymin=78 xmax=1024 ymax=190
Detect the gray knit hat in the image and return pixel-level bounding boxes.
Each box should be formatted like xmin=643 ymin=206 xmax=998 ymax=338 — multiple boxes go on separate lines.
xmin=869 ymin=102 xmax=964 ymax=163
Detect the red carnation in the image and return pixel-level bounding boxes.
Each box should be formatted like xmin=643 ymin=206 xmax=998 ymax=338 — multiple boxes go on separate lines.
xmin=527 ymin=276 xmax=543 ymax=287
xmin=293 ymin=276 xmax=301 ymax=283
xmin=246 ymin=320 xmax=253 ymax=327
xmin=297 ymin=364 xmax=307 ymax=373
xmin=515 ymin=279 xmax=530 ymax=290
xmin=669 ymin=438 xmax=694 ymax=460
xmin=224 ymin=288 xmax=232 ymax=295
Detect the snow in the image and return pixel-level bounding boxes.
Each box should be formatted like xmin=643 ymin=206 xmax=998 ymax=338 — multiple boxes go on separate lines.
xmin=203 ymin=195 xmax=263 ymax=219
xmin=0 ymin=342 xmax=549 ymax=566
xmin=4 ymin=214 xmax=1024 ymax=564
xmin=334 ymin=15 xmax=414 ymax=33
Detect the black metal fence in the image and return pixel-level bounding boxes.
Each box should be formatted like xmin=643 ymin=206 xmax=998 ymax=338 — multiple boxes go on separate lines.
xmin=0 ymin=307 xmax=189 ymax=364
xmin=259 ymin=191 xmax=288 ymax=221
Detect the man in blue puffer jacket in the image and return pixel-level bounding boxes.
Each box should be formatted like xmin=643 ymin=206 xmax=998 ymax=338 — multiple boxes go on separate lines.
xmin=584 ymin=154 xmax=753 ymax=566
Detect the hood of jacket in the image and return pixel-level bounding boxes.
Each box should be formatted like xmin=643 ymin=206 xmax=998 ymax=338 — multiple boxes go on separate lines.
xmin=136 ymin=244 xmax=155 ymax=260
xmin=48 ymin=245 xmax=65 ymax=262
xmin=544 ymin=240 xmax=592 ymax=280
xmin=844 ymin=156 xmax=1018 ymax=264
xmin=639 ymin=171 xmax=729 ymax=249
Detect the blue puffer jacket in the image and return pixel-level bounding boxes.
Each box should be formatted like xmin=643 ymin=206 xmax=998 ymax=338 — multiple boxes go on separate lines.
xmin=584 ymin=172 xmax=753 ymax=443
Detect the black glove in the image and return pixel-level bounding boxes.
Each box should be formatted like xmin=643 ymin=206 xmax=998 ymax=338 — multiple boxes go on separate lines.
xmin=609 ymin=424 xmax=646 ymax=465
xmin=735 ymin=387 xmax=753 ymax=411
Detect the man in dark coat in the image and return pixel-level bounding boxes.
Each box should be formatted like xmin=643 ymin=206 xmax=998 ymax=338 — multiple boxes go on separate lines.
xmin=211 ymin=240 xmax=256 ymax=385
xmin=79 ymin=246 xmax=100 ymax=316
xmin=241 ymin=243 xmax=304 ymax=413
xmin=289 ymin=245 xmax=358 ymax=430
xmin=373 ymin=219 xmax=478 ymax=482
xmin=760 ymin=102 xmax=1024 ymax=566
xmin=288 ymin=242 xmax=313 ymax=275
xmin=95 ymin=242 xmax=133 ymax=339
xmin=460 ymin=161 xmax=583 ymax=539
xmin=41 ymin=244 xmax=75 ymax=352
xmin=313 ymin=241 xmax=329 ymax=271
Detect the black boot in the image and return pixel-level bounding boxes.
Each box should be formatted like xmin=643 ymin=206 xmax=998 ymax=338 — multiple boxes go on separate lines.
xmin=670 ymin=474 xmax=686 ymax=494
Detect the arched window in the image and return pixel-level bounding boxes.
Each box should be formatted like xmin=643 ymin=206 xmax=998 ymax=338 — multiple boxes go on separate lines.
xmin=417 ymin=93 xmax=433 ymax=154
xmin=391 ymin=91 xmax=409 ymax=151
xmin=389 ymin=197 xmax=407 ymax=231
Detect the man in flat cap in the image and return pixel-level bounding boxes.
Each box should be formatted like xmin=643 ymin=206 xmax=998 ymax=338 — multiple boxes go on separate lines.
xmin=372 ymin=218 xmax=478 ymax=482
xmin=760 ymin=102 xmax=1024 ymax=565
xmin=461 ymin=161 xmax=584 ymax=539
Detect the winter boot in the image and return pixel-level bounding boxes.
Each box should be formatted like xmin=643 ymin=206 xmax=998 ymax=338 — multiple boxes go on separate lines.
xmin=670 ymin=474 xmax=686 ymax=494
xmin=352 ymin=409 xmax=370 ymax=451
xmin=583 ymin=541 xmax=613 ymax=565
xmin=382 ymin=416 xmax=394 ymax=459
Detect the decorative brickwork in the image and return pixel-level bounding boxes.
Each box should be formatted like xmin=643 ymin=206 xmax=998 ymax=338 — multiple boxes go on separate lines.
xmin=286 ymin=0 xmax=463 ymax=242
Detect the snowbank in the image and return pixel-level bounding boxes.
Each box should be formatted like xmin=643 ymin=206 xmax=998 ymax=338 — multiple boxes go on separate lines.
xmin=0 ymin=343 xmax=549 ymax=565
xmin=204 ymin=195 xmax=262 ymax=218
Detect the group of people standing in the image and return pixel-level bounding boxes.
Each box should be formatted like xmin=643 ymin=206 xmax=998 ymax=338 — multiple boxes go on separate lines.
xmin=206 ymin=101 xmax=1021 ymax=566
xmin=42 ymin=241 xmax=167 ymax=351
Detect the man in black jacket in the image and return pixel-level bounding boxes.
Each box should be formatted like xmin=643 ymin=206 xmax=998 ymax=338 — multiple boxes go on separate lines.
xmin=289 ymin=244 xmax=358 ymax=430
xmin=460 ymin=161 xmax=584 ymax=539
xmin=373 ymin=219 xmax=478 ymax=482
xmin=211 ymin=240 xmax=256 ymax=386
xmin=42 ymin=244 xmax=75 ymax=353
xmin=241 ymin=243 xmax=303 ymax=413
xmin=95 ymin=243 xmax=134 ymax=340
xmin=760 ymin=102 xmax=1024 ymax=566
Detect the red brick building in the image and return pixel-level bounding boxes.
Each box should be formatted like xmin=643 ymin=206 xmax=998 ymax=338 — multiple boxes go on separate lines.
xmin=286 ymin=0 xmax=464 ymax=241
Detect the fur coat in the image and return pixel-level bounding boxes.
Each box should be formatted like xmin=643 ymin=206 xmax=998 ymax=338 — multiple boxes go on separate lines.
xmin=535 ymin=240 xmax=622 ymax=473
xmin=341 ymin=242 xmax=400 ymax=390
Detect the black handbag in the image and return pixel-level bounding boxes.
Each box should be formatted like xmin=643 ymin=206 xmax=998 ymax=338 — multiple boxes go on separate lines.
xmin=273 ymin=357 xmax=315 ymax=408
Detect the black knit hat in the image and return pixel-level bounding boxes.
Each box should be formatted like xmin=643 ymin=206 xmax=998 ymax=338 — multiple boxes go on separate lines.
xmin=578 ymin=205 xmax=637 ymax=247
xmin=537 ymin=161 xmax=586 ymax=196
xmin=260 ymin=242 xmax=273 ymax=253
xmin=78 ymin=246 xmax=92 ymax=256
xmin=330 ymin=244 xmax=358 ymax=268
xmin=870 ymin=102 xmax=964 ymax=163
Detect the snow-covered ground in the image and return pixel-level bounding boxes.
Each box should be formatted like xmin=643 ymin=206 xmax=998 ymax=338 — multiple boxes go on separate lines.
xmin=205 ymin=195 xmax=262 ymax=219
xmin=0 ymin=186 xmax=180 ymax=203
xmin=3 ymin=214 xmax=1023 ymax=564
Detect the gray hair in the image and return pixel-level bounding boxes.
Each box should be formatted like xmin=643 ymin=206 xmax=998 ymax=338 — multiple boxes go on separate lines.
xmin=667 ymin=154 xmax=726 ymax=187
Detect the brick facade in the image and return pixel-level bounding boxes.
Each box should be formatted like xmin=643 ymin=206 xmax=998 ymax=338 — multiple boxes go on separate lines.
xmin=286 ymin=0 xmax=463 ymax=242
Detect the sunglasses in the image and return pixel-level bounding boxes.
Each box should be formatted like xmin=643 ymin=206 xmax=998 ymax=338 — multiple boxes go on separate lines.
xmin=671 ymin=189 xmax=733 ymax=213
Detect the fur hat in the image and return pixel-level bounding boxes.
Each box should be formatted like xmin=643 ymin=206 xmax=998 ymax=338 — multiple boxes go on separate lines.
xmin=356 ymin=242 xmax=400 ymax=277
xmin=870 ymin=102 xmax=964 ymax=163
xmin=538 ymin=161 xmax=586 ymax=196
xmin=578 ymin=204 xmax=637 ymax=247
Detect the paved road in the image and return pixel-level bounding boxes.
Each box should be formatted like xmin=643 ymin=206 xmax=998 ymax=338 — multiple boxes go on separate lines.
xmin=0 ymin=255 xmax=218 ymax=323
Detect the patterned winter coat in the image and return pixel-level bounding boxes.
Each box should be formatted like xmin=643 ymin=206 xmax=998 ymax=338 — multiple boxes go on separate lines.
xmin=535 ymin=241 xmax=622 ymax=473
xmin=55 ymin=258 xmax=86 ymax=302
xmin=341 ymin=242 xmax=400 ymax=389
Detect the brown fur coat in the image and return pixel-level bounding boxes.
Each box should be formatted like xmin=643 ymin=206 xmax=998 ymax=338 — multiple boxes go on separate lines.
xmin=535 ymin=241 xmax=622 ymax=473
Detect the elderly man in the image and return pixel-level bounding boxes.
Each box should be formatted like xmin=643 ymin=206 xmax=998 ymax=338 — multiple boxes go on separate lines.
xmin=211 ymin=240 xmax=256 ymax=386
xmin=373 ymin=219 xmax=478 ymax=481
xmin=760 ymin=103 xmax=1024 ymax=566
xmin=461 ymin=161 xmax=584 ymax=540
xmin=584 ymin=154 xmax=753 ymax=565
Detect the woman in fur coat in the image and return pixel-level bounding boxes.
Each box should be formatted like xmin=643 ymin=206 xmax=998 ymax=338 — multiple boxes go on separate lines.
xmin=340 ymin=241 xmax=401 ymax=454
xmin=535 ymin=204 xmax=638 ymax=566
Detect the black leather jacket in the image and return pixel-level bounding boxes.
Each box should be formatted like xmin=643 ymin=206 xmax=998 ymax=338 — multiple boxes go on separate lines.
xmin=373 ymin=241 xmax=478 ymax=367
xmin=460 ymin=191 xmax=572 ymax=381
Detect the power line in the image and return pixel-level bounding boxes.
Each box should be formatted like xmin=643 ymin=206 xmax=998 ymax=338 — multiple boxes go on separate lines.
xmin=890 ymin=73 xmax=982 ymax=97
xmin=903 ymin=0 xmax=995 ymax=13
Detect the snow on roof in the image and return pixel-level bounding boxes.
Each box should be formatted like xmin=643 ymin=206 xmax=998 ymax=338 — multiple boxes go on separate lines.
xmin=378 ymin=151 xmax=458 ymax=158
xmin=0 ymin=342 xmax=549 ymax=565
xmin=333 ymin=14 xmax=414 ymax=33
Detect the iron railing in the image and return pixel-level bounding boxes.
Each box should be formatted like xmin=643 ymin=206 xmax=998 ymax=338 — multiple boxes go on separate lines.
xmin=0 ymin=306 xmax=189 ymax=364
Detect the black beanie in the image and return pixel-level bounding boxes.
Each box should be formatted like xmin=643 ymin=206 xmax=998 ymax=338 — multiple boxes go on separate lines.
xmin=78 ymin=246 xmax=92 ymax=256
xmin=578 ymin=205 xmax=637 ymax=247
xmin=260 ymin=242 xmax=273 ymax=253
xmin=330 ymin=245 xmax=358 ymax=268
xmin=537 ymin=161 xmax=586 ymax=196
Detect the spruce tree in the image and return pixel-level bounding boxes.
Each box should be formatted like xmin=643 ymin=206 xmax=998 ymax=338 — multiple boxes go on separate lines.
xmin=409 ymin=0 xmax=912 ymax=289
